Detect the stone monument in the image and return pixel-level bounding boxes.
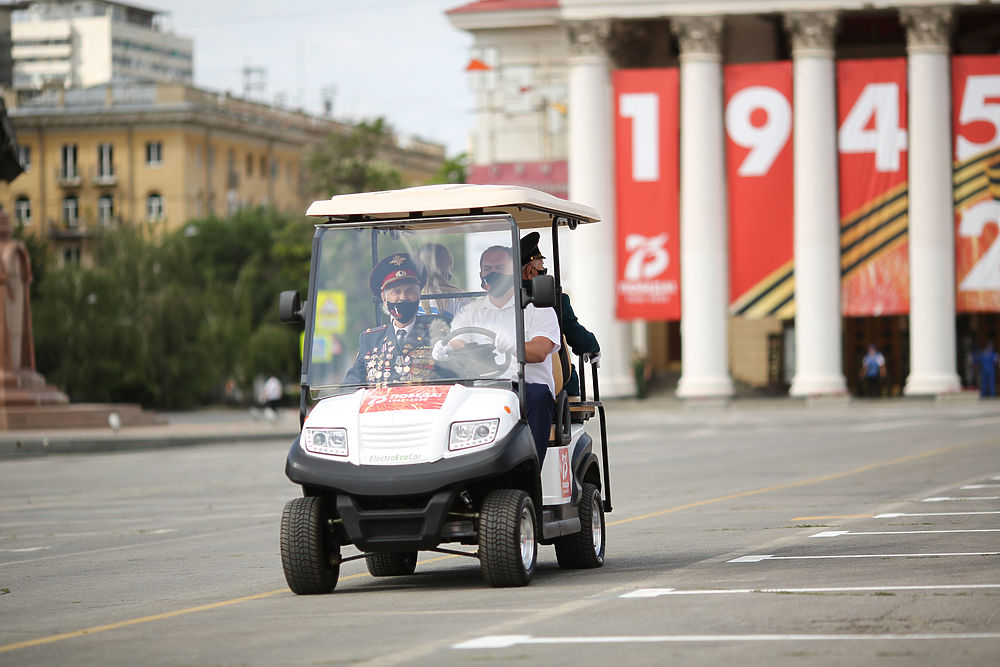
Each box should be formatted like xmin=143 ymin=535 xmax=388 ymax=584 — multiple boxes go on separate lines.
xmin=0 ymin=206 xmax=69 ymax=410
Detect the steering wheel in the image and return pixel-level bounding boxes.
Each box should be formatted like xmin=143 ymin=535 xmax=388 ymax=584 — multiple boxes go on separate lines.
xmin=440 ymin=327 xmax=511 ymax=379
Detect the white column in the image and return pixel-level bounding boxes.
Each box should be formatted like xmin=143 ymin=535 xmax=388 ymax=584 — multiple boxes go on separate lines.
xmin=902 ymin=7 xmax=961 ymax=396
xmin=673 ymin=17 xmax=734 ymax=399
xmin=566 ymin=20 xmax=634 ymax=397
xmin=785 ymin=12 xmax=847 ymax=397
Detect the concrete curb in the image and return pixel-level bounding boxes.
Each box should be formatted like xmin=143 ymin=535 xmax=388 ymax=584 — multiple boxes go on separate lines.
xmin=0 ymin=427 xmax=299 ymax=459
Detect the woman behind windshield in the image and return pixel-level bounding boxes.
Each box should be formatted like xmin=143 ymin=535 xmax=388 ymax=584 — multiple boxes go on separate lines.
xmin=417 ymin=242 xmax=463 ymax=318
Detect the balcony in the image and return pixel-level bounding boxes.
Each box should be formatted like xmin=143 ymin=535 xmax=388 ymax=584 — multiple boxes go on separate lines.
xmin=47 ymin=220 xmax=93 ymax=240
xmin=91 ymin=167 xmax=117 ymax=186
xmin=55 ymin=167 xmax=81 ymax=187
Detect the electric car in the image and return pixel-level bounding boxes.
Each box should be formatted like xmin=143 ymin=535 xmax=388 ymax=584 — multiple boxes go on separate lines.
xmin=278 ymin=184 xmax=612 ymax=592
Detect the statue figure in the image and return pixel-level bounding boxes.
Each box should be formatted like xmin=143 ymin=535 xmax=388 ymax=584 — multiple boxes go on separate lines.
xmin=0 ymin=206 xmax=34 ymax=373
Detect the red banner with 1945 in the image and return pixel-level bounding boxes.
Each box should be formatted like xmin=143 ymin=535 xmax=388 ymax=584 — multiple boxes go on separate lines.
xmin=613 ymin=68 xmax=681 ymax=320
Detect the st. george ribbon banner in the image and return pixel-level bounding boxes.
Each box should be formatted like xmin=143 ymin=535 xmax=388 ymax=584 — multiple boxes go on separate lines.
xmin=837 ymin=57 xmax=910 ymax=317
xmin=725 ymin=61 xmax=794 ymax=319
xmin=952 ymin=54 xmax=1000 ymax=312
xmin=613 ymin=68 xmax=681 ymax=321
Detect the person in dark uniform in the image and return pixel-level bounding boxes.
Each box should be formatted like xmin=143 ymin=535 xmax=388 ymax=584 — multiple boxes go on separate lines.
xmin=520 ymin=232 xmax=600 ymax=397
xmin=343 ymin=253 xmax=446 ymax=386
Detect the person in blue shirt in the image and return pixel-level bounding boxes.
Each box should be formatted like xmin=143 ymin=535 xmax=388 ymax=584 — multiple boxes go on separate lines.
xmin=859 ymin=343 xmax=886 ymax=398
xmin=974 ymin=342 xmax=998 ymax=398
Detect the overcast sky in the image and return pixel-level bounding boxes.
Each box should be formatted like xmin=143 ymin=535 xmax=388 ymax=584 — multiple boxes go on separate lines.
xmin=157 ymin=0 xmax=475 ymax=155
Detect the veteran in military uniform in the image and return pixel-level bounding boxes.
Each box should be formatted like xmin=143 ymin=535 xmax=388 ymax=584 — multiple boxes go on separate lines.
xmin=344 ymin=253 xmax=447 ymax=387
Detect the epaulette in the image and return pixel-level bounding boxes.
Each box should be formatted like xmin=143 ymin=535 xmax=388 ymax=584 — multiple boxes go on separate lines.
xmin=363 ymin=325 xmax=388 ymax=334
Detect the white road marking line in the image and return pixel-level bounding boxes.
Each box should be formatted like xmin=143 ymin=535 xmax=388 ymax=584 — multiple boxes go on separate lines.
xmin=613 ymin=432 xmax=659 ymax=444
xmin=810 ymin=529 xmax=1000 ymax=537
xmin=620 ymin=584 xmax=1000 ymax=598
xmin=0 ymin=547 xmax=51 ymax=553
xmin=922 ymin=496 xmax=999 ymax=502
xmin=729 ymin=552 xmax=1000 ymax=563
xmin=453 ymin=633 xmax=1000 ymax=649
xmin=851 ymin=420 xmax=930 ymax=433
xmin=962 ymin=484 xmax=1000 ymax=489
xmin=875 ymin=511 xmax=1000 ymax=518
xmin=958 ymin=417 xmax=1000 ymax=427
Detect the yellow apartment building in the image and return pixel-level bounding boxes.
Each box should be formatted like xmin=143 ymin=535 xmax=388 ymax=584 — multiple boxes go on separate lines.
xmin=0 ymin=82 xmax=446 ymax=263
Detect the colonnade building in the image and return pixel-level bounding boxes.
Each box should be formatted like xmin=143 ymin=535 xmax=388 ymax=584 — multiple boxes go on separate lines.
xmin=448 ymin=0 xmax=1000 ymax=398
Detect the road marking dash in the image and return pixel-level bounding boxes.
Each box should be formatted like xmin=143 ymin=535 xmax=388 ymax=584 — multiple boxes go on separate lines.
xmin=962 ymin=484 xmax=1000 ymax=489
xmin=875 ymin=511 xmax=1000 ymax=518
xmin=729 ymin=552 xmax=1000 ymax=563
xmin=790 ymin=514 xmax=870 ymax=521
xmin=620 ymin=584 xmax=1000 ymax=598
xmin=811 ymin=528 xmax=1000 ymax=537
xmin=453 ymin=633 xmax=1000 ymax=649
xmin=922 ymin=496 xmax=999 ymax=502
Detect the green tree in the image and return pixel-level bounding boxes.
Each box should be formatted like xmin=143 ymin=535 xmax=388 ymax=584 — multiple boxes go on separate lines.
xmin=430 ymin=152 xmax=467 ymax=184
xmin=33 ymin=208 xmax=315 ymax=408
xmin=304 ymin=117 xmax=403 ymax=198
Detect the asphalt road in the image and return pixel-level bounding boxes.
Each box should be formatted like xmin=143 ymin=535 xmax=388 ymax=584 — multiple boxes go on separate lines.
xmin=1 ymin=397 xmax=999 ymax=665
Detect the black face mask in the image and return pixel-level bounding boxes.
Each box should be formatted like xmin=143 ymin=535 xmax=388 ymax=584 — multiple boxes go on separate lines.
xmin=482 ymin=271 xmax=514 ymax=296
xmin=387 ymin=299 xmax=419 ymax=323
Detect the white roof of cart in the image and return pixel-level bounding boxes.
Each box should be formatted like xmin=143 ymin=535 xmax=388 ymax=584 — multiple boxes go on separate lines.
xmin=305 ymin=184 xmax=600 ymax=229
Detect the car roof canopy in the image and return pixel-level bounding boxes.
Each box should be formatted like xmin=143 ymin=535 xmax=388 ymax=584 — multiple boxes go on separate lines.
xmin=305 ymin=184 xmax=600 ymax=229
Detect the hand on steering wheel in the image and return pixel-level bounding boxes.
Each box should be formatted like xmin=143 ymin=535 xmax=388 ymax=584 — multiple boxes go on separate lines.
xmin=439 ymin=327 xmax=512 ymax=379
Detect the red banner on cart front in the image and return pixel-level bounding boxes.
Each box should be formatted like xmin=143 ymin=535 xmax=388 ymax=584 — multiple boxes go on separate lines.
xmin=725 ymin=61 xmax=794 ymax=318
xmin=953 ymin=55 xmax=1000 ymax=313
xmin=613 ymin=68 xmax=680 ymax=320
xmin=837 ymin=58 xmax=910 ymax=317
xmin=359 ymin=386 xmax=450 ymax=413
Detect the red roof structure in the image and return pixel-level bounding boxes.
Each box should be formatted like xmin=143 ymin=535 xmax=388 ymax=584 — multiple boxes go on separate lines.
xmin=446 ymin=0 xmax=558 ymax=15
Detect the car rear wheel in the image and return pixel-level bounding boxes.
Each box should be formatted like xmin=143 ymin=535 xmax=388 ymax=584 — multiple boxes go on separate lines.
xmin=478 ymin=489 xmax=536 ymax=587
xmin=365 ymin=551 xmax=418 ymax=577
xmin=554 ymin=483 xmax=605 ymax=569
xmin=280 ymin=496 xmax=340 ymax=594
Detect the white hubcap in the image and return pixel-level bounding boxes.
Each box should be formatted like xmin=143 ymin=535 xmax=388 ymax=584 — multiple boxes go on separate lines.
xmin=591 ymin=493 xmax=603 ymax=556
xmin=519 ymin=506 xmax=535 ymax=570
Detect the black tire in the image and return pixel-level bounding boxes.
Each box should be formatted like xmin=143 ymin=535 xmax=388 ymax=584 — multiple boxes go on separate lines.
xmin=554 ymin=483 xmax=605 ymax=569
xmin=280 ymin=496 xmax=340 ymax=594
xmin=365 ymin=551 xmax=418 ymax=577
xmin=478 ymin=489 xmax=537 ymax=587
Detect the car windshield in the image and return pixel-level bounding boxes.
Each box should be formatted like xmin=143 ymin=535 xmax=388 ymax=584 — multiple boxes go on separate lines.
xmin=304 ymin=215 xmax=522 ymax=400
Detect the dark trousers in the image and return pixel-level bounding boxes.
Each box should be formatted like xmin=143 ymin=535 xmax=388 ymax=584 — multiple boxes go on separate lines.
xmin=519 ymin=382 xmax=555 ymax=465
xmin=980 ymin=371 xmax=996 ymax=397
xmin=863 ymin=375 xmax=882 ymax=397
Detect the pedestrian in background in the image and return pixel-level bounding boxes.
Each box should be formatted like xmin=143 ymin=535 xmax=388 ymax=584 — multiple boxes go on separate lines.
xmin=859 ymin=343 xmax=886 ymax=398
xmin=974 ymin=342 xmax=998 ymax=398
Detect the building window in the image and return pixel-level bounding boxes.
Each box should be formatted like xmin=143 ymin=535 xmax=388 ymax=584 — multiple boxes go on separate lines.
xmin=62 ymin=246 xmax=81 ymax=265
xmin=259 ymin=155 xmax=267 ymax=177
xmin=146 ymin=192 xmax=164 ymax=222
xmin=270 ymin=158 xmax=278 ymax=180
xmin=245 ymin=153 xmax=253 ymax=176
xmin=60 ymin=144 xmax=78 ymax=179
xmin=207 ymin=146 xmax=215 ymax=171
xmin=17 ymin=145 xmax=30 ymax=171
xmin=145 ymin=141 xmax=163 ymax=166
xmin=98 ymin=194 xmax=114 ymax=226
xmin=14 ymin=197 xmax=31 ymax=225
xmin=63 ymin=195 xmax=79 ymax=227
xmin=97 ymin=142 xmax=114 ymax=179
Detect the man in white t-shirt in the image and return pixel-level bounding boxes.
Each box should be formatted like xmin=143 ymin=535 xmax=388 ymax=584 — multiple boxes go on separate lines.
xmin=433 ymin=245 xmax=560 ymax=464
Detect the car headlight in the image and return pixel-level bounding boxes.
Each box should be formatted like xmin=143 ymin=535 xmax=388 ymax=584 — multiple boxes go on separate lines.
xmin=449 ymin=419 xmax=499 ymax=451
xmin=303 ymin=427 xmax=348 ymax=457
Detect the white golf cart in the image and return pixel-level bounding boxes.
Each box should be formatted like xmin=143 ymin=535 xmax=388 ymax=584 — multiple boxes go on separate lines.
xmin=278 ymin=184 xmax=612 ymax=591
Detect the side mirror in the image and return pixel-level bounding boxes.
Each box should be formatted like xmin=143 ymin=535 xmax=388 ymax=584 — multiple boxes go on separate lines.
xmin=527 ymin=274 xmax=556 ymax=309
xmin=279 ymin=290 xmax=305 ymax=323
